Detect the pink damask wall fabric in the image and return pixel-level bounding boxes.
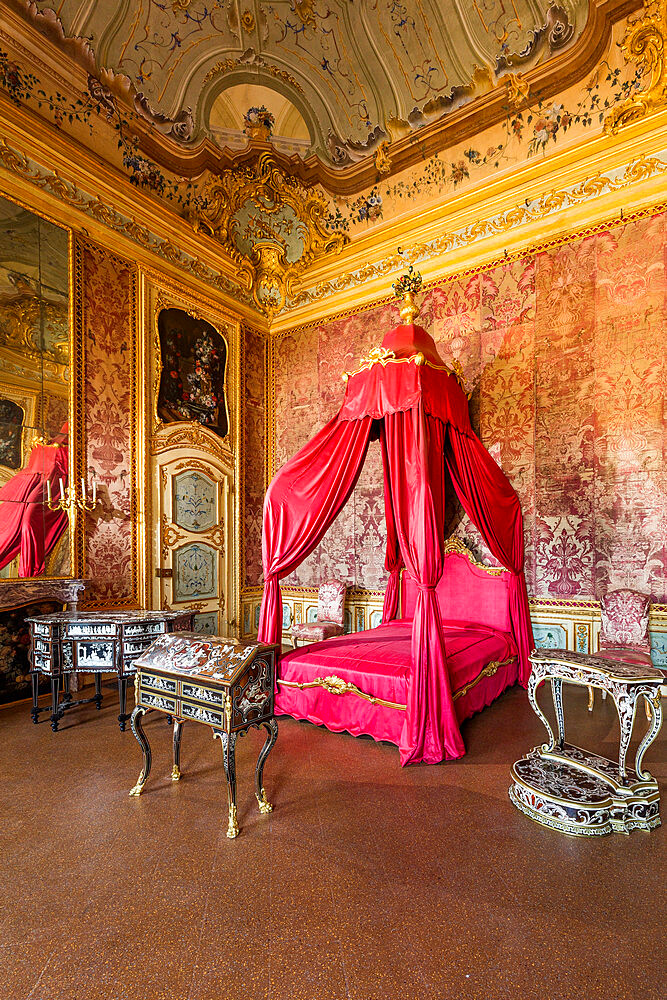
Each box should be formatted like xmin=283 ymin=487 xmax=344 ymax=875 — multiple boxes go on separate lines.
xmin=81 ymin=244 xmax=136 ymax=606
xmin=274 ymin=212 xmax=667 ymax=602
xmin=243 ymin=327 xmax=266 ymax=587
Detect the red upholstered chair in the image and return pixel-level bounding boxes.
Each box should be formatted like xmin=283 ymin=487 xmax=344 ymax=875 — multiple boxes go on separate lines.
xmin=291 ymin=580 xmax=347 ymax=647
xmin=589 ymin=589 xmax=653 ymax=712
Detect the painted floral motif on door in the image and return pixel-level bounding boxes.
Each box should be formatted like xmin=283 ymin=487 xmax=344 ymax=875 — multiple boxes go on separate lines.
xmin=172 ymin=471 xmax=216 ymax=532
xmin=173 ymin=542 xmax=217 ymax=602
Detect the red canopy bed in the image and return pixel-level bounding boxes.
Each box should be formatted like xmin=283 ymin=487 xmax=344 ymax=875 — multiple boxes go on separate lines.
xmin=258 ymin=295 xmax=533 ymax=766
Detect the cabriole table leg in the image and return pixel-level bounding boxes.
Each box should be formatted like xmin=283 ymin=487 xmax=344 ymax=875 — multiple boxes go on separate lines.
xmin=129 ymin=706 xmax=152 ymax=796
xmin=255 ymin=719 xmax=278 ymax=814
xmin=172 ymin=720 xmax=183 ymax=781
xmin=214 ymin=730 xmax=239 ymax=838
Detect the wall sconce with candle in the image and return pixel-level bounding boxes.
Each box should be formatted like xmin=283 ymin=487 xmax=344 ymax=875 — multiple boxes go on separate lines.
xmin=46 ymin=477 xmax=100 ymax=515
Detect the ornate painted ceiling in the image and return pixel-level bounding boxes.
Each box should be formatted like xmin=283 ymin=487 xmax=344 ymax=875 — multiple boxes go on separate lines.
xmin=13 ymin=0 xmax=590 ymax=182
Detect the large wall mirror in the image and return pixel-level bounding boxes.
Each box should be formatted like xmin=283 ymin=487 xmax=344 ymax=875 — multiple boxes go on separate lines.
xmin=0 ymin=194 xmax=71 ymax=579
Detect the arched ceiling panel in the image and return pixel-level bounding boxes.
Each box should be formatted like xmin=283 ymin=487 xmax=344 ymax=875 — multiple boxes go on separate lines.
xmin=25 ymin=0 xmax=590 ymax=167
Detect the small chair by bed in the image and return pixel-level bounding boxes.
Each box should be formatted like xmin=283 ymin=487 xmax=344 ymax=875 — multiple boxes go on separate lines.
xmin=589 ymin=588 xmax=653 ymax=712
xmin=290 ymin=580 xmax=346 ymax=647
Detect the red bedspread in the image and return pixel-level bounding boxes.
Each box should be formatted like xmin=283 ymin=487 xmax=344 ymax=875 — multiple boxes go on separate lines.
xmin=276 ymin=619 xmax=517 ymax=746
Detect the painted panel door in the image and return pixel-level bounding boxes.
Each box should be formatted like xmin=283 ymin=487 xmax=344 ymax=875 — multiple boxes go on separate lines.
xmin=153 ymin=456 xmax=234 ymax=636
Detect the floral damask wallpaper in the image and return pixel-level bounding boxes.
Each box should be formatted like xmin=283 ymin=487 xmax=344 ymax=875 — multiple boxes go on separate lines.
xmin=243 ymin=326 xmax=266 ymax=588
xmin=81 ymin=244 xmax=136 ymax=606
xmin=274 ymin=210 xmax=667 ymax=602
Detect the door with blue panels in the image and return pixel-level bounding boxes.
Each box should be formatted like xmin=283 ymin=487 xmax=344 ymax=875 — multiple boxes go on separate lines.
xmin=153 ymin=454 xmax=234 ymax=637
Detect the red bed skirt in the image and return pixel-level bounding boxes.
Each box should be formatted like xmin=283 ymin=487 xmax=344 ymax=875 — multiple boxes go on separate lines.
xmin=276 ymin=620 xmax=518 ymax=751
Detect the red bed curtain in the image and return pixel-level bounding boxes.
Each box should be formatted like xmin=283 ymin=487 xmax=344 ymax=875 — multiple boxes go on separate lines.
xmin=258 ymin=414 xmax=373 ymax=646
xmin=445 ymin=427 xmax=533 ymax=685
xmin=380 ymin=427 xmax=403 ymax=624
xmin=382 ymin=408 xmax=465 ymax=764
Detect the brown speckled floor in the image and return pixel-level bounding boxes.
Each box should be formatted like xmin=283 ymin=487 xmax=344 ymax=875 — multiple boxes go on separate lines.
xmin=1 ymin=682 xmax=664 ymax=1000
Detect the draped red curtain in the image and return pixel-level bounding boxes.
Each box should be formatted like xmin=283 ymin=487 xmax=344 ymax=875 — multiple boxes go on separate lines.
xmin=380 ymin=427 xmax=402 ymax=623
xmin=0 ymin=442 xmax=69 ymax=577
xmin=258 ymin=414 xmax=373 ymax=646
xmin=382 ymin=408 xmax=465 ymax=764
xmin=445 ymin=426 xmax=533 ymax=684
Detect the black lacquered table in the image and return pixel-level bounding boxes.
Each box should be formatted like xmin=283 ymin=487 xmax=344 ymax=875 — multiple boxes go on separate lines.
xmin=27 ymin=610 xmax=195 ymax=731
xmin=129 ymin=633 xmax=279 ymax=838
xmin=510 ymin=648 xmax=663 ymax=836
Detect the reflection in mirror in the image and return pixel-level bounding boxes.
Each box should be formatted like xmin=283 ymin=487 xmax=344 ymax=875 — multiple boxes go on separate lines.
xmin=0 ymin=195 xmax=70 ymax=578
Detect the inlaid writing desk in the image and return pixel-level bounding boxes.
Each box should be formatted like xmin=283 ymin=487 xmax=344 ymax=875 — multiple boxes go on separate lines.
xmin=27 ymin=610 xmax=195 ymax=731
xmin=129 ymin=633 xmax=279 ymax=838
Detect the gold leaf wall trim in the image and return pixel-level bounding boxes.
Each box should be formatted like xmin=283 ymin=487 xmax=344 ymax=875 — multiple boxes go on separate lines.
xmin=286 ymin=152 xmax=667 ymax=310
xmin=0 ymin=134 xmax=255 ymax=310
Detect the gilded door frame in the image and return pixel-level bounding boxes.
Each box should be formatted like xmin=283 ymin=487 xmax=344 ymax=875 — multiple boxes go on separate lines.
xmin=139 ymin=272 xmax=241 ymax=632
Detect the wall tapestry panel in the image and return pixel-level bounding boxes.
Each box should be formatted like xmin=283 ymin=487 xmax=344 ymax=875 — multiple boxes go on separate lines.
xmin=80 ymin=242 xmax=137 ymax=607
xmin=273 ymin=210 xmax=667 ymax=603
xmin=243 ymin=326 xmax=266 ymax=588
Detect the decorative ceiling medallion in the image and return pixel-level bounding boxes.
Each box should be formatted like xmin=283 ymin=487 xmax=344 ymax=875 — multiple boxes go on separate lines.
xmin=604 ymin=0 xmax=667 ymax=133
xmin=190 ymin=153 xmax=348 ymax=314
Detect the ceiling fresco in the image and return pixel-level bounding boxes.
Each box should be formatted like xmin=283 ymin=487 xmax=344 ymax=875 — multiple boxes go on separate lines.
xmin=17 ymin=0 xmax=588 ymax=171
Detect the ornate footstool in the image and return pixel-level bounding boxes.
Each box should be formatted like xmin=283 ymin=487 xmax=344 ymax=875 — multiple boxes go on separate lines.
xmin=27 ymin=610 xmax=195 ymax=731
xmin=510 ymin=648 xmax=663 ymax=836
xmin=129 ymin=633 xmax=279 ymax=838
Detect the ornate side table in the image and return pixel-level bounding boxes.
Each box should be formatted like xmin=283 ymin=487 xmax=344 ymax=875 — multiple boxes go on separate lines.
xmin=27 ymin=610 xmax=195 ymax=732
xmin=510 ymin=648 xmax=663 ymax=836
xmin=129 ymin=633 xmax=279 ymax=839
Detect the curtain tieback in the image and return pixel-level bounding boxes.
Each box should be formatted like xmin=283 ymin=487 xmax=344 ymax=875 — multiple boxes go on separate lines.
xmin=415 ymin=582 xmax=438 ymax=592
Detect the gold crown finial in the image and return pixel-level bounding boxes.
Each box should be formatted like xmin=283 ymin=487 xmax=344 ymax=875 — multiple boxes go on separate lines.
xmin=392 ymin=259 xmax=423 ymax=324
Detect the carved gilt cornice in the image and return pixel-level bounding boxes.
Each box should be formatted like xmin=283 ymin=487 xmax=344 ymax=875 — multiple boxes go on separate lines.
xmin=604 ymin=0 xmax=667 ymax=132
xmin=189 ymin=152 xmax=348 ymax=315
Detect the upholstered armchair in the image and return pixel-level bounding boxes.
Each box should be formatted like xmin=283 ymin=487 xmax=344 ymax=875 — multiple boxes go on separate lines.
xmin=291 ymin=580 xmax=347 ymax=647
xmin=589 ymin=589 xmax=653 ymax=712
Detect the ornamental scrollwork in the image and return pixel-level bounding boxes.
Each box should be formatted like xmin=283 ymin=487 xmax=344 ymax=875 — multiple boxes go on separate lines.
xmin=189 ymin=152 xmax=348 ymax=315
xmin=604 ymin=0 xmax=667 ymax=133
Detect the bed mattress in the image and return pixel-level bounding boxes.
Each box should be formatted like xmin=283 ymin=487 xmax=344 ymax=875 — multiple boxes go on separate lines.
xmin=276 ymin=619 xmax=518 ymax=745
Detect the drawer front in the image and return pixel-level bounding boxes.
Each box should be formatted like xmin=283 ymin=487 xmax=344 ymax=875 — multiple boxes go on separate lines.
xmin=124 ymin=622 xmax=166 ymax=639
xmin=181 ymin=681 xmax=224 ymax=708
xmin=65 ymin=623 xmax=116 ymax=639
xmin=138 ymin=688 xmax=177 ymax=713
xmin=180 ymin=699 xmax=224 ymax=728
xmin=141 ymin=672 xmax=177 ymax=694
xmin=32 ymin=650 xmax=53 ymax=673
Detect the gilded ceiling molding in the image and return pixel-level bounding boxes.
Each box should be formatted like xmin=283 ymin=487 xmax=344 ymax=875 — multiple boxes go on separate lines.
xmin=190 ymin=152 xmax=348 ymax=314
xmin=604 ymin=0 xmax=667 ymax=132
xmin=0 ymin=132 xmax=254 ymax=310
xmin=285 ymin=152 xmax=667 ymax=311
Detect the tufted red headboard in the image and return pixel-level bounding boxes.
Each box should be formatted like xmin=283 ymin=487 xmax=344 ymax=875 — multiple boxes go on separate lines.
xmin=400 ymin=539 xmax=512 ymax=633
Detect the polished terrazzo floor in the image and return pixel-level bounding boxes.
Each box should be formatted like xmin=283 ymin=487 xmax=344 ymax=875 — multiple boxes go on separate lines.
xmin=1 ymin=681 xmax=664 ymax=1000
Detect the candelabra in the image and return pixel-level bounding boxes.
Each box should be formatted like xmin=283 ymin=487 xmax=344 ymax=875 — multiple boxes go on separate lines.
xmin=45 ymin=478 xmax=100 ymax=514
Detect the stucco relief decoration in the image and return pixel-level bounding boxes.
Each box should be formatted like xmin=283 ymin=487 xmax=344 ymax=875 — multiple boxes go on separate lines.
xmin=604 ymin=0 xmax=667 ymax=133
xmin=190 ymin=153 xmax=348 ymax=313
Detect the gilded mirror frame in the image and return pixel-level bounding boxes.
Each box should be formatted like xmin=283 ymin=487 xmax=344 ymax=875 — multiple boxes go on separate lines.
xmin=0 ymin=188 xmax=83 ymax=584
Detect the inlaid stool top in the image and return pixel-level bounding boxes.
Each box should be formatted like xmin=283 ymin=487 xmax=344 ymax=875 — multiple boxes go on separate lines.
xmin=529 ymin=647 xmax=663 ymax=684
xmin=134 ymin=633 xmax=277 ymax=686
